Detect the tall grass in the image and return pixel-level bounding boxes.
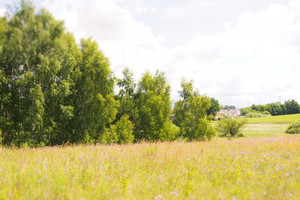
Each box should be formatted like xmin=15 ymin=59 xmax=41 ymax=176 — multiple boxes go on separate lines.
xmin=0 ymin=135 xmax=299 ymax=199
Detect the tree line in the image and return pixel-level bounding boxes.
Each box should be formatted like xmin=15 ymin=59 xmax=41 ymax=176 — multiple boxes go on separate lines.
xmin=241 ymin=100 xmax=300 ymax=117
xmin=0 ymin=2 xmax=219 ymax=147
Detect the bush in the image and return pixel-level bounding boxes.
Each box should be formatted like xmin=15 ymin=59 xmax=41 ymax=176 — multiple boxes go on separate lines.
xmin=285 ymin=120 xmax=300 ymax=134
xmin=100 ymin=127 xmax=119 ymax=145
xmin=101 ymin=115 xmax=134 ymax=144
xmin=115 ymin=115 xmax=134 ymax=144
xmin=207 ymin=114 xmax=215 ymax=121
xmin=240 ymin=108 xmax=251 ymax=116
xmin=263 ymin=111 xmax=271 ymax=115
xmin=217 ymin=117 xmax=247 ymax=137
xmin=159 ymin=121 xmax=179 ymax=141
xmin=245 ymin=112 xmax=270 ymax=118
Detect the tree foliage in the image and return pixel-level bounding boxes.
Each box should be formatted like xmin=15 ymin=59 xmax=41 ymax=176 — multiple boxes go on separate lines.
xmin=285 ymin=120 xmax=300 ymax=134
xmin=217 ymin=117 xmax=247 ymax=137
xmin=115 ymin=69 xmax=179 ymax=142
xmin=135 ymin=71 xmax=177 ymax=142
xmin=242 ymin=100 xmax=300 ymax=117
xmin=173 ymin=80 xmax=215 ymax=141
xmin=206 ymin=98 xmax=220 ymax=117
xmin=101 ymin=115 xmax=134 ymax=144
xmin=284 ymin=100 xmax=300 ymax=115
xmin=115 ymin=68 xmax=138 ymax=125
xmin=223 ymin=105 xmax=236 ymax=110
xmin=0 ymin=2 xmax=220 ymax=146
xmin=0 ymin=2 xmax=118 ymax=146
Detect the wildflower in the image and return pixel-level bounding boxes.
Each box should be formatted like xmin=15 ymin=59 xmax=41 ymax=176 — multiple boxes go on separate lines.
xmin=171 ymin=190 xmax=179 ymax=197
xmin=154 ymin=195 xmax=164 ymax=200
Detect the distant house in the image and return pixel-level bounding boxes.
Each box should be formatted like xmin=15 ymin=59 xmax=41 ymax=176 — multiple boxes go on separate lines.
xmin=215 ymin=109 xmax=241 ymax=119
xmin=216 ymin=110 xmax=228 ymax=119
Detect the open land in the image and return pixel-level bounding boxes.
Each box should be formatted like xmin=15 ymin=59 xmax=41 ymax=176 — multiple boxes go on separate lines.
xmin=0 ymin=130 xmax=299 ymax=199
xmin=246 ymin=113 xmax=300 ymax=124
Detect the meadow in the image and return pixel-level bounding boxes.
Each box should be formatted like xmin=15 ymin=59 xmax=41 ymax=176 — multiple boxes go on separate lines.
xmin=0 ymin=135 xmax=299 ymax=200
xmin=1 ymin=2 xmax=300 ymax=199
xmin=241 ymin=123 xmax=289 ymax=137
xmin=241 ymin=113 xmax=299 ymax=137
xmin=246 ymin=113 xmax=300 ymax=123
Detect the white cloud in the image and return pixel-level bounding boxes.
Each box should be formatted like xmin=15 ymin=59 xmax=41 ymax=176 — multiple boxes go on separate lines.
xmin=42 ymin=0 xmax=170 ymax=79
xmin=38 ymin=0 xmax=300 ymax=107
xmin=168 ymin=1 xmax=300 ymax=107
xmin=0 ymin=8 xmax=6 ymax=17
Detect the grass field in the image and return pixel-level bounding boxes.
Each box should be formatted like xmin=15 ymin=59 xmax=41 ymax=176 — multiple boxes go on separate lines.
xmin=241 ymin=123 xmax=289 ymax=137
xmin=0 ymin=135 xmax=299 ymax=200
xmin=247 ymin=113 xmax=300 ymax=123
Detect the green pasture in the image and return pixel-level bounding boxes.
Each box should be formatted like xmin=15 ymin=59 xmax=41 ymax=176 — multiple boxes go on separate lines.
xmin=246 ymin=113 xmax=300 ymax=123
xmin=241 ymin=123 xmax=289 ymax=137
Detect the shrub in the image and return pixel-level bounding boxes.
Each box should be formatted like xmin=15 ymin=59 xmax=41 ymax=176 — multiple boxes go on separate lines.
xmin=217 ymin=117 xmax=247 ymax=137
xmin=285 ymin=120 xmax=300 ymax=134
xmin=245 ymin=112 xmax=270 ymax=118
xmin=207 ymin=114 xmax=215 ymax=121
xmin=115 ymin=115 xmax=134 ymax=144
xmin=100 ymin=127 xmax=119 ymax=145
xmin=159 ymin=121 xmax=179 ymax=141
xmin=240 ymin=108 xmax=251 ymax=116
xmin=263 ymin=111 xmax=271 ymax=115
xmin=101 ymin=115 xmax=134 ymax=144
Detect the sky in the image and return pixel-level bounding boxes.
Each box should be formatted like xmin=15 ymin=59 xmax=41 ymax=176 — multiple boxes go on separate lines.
xmin=1 ymin=0 xmax=300 ymax=108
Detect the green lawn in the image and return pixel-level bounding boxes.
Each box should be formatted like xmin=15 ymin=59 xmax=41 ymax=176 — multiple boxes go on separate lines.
xmin=247 ymin=113 xmax=300 ymax=123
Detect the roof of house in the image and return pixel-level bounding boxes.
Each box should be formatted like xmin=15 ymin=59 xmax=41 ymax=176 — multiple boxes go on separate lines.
xmin=216 ymin=109 xmax=241 ymax=118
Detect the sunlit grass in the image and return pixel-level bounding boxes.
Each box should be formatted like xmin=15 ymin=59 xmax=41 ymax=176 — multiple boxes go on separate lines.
xmin=0 ymin=135 xmax=299 ymax=199
xmin=242 ymin=123 xmax=289 ymax=137
xmin=247 ymin=113 xmax=300 ymax=123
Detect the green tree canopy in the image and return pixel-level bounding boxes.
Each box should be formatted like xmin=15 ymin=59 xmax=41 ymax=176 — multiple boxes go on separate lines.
xmin=284 ymin=100 xmax=300 ymax=114
xmin=135 ymin=71 xmax=176 ymax=142
xmin=173 ymin=79 xmax=215 ymax=141
xmin=206 ymin=97 xmax=220 ymax=117
xmin=0 ymin=2 xmax=118 ymax=146
xmin=0 ymin=1 xmax=220 ymax=146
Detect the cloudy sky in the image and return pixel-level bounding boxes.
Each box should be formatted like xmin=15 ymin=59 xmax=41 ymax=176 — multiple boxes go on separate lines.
xmin=1 ymin=0 xmax=300 ymax=108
